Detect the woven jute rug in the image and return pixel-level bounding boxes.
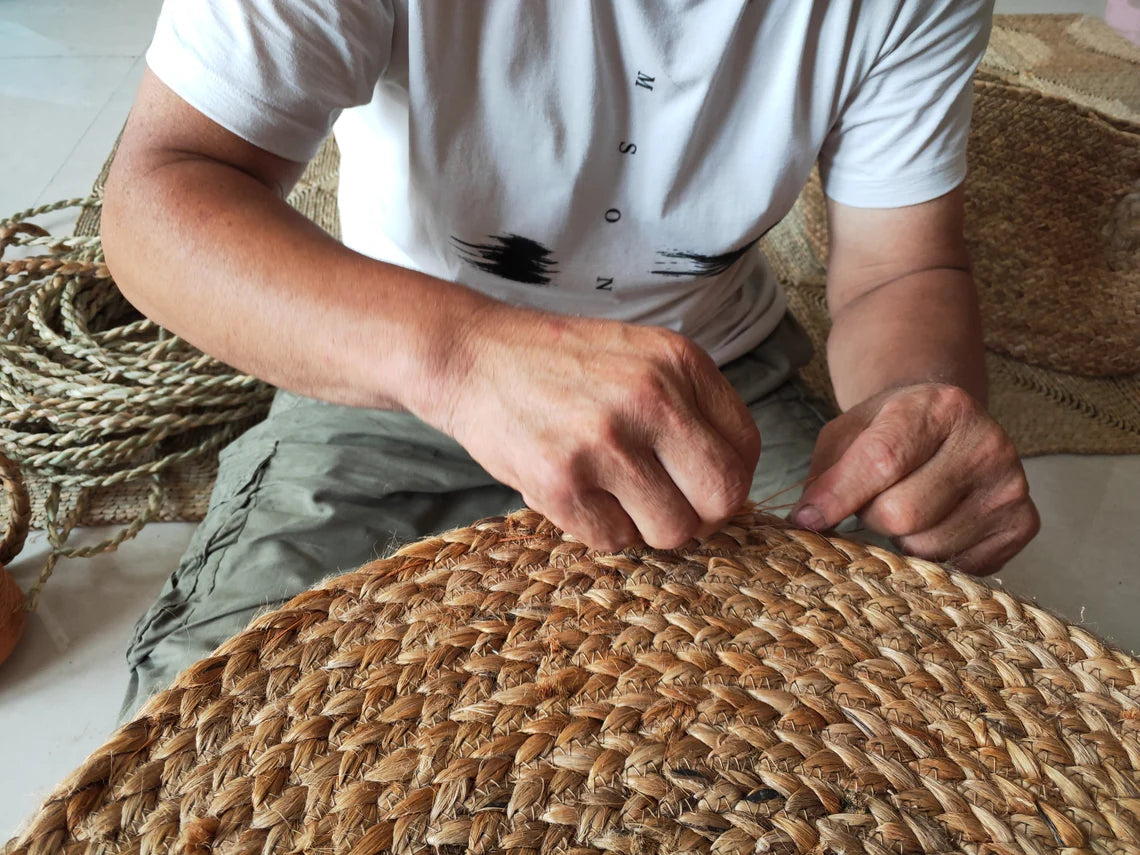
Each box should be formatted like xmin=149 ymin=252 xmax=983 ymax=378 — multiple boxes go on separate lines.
xmin=5 ymin=507 xmax=1140 ymax=855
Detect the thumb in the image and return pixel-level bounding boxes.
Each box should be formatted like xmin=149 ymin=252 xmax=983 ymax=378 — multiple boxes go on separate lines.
xmin=805 ymin=415 xmax=863 ymax=482
xmin=789 ymin=416 xmax=863 ymax=530
xmin=791 ymin=407 xmax=944 ymax=531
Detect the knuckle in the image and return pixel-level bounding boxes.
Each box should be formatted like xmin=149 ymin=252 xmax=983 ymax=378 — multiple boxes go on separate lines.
xmin=991 ymin=469 xmax=1031 ymax=510
xmin=707 ymin=467 xmax=751 ymax=518
xmin=862 ymin=433 xmax=905 ymax=483
xmin=874 ymin=396 xmax=907 ymax=426
xmin=1016 ymin=501 xmax=1041 ymax=541
xmin=1007 ymin=470 xmax=1032 ymax=504
xmin=870 ymin=493 xmax=926 ymax=537
xmin=657 ymin=329 xmax=697 ymax=365
xmin=928 ymin=383 xmax=977 ymax=422
xmin=978 ymin=429 xmax=1019 ymax=468
xmin=534 ymin=464 xmax=583 ymax=512
xmin=739 ymin=422 xmax=762 ymax=465
xmin=656 ymin=395 xmax=696 ymax=434
xmin=630 ymin=372 xmax=670 ymax=412
xmin=587 ymin=412 xmax=624 ymax=452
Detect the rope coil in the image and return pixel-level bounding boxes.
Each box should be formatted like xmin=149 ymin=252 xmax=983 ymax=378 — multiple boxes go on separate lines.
xmin=0 ymin=199 xmax=273 ymax=610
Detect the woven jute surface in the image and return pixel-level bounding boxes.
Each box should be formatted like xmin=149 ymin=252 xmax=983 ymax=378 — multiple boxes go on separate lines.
xmin=764 ymin=14 xmax=1140 ymax=457
xmin=6 ymin=507 xmax=1140 ymax=855
xmin=983 ymin=14 xmax=1140 ymax=124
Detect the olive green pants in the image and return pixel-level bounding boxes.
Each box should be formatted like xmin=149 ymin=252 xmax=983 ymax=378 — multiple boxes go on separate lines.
xmin=119 ymin=316 xmax=828 ymax=722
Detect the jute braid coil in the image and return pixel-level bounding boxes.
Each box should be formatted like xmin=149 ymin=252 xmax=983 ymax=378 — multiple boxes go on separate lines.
xmin=0 ymin=134 xmax=338 ymax=618
xmin=6 ymin=507 xmax=1139 ymax=855
xmin=0 ymin=198 xmax=275 ymax=611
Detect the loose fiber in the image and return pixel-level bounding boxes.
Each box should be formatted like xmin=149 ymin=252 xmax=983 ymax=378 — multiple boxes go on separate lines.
xmin=5 ymin=507 xmax=1138 ymax=855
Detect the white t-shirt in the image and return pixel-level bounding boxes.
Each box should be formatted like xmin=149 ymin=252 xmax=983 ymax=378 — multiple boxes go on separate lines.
xmin=147 ymin=0 xmax=991 ymax=365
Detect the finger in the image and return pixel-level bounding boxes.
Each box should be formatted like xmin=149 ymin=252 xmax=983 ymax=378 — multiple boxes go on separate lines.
xmin=688 ymin=362 xmax=761 ymax=471
xmin=927 ymin=499 xmax=1041 ymax=576
xmin=792 ymin=405 xmax=949 ymax=531
xmin=528 ymin=485 xmax=640 ymax=553
xmin=895 ymin=483 xmax=1038 ymax=573
xmin=858 ymin=453 xmax=974 ymax=538
xmin=684 ymin=349 xmax=763 ymax=473
xmin=652 ymin=401 xmax=754 ymax=534
xmin=604 ymin=451 xmax=702 ymax=550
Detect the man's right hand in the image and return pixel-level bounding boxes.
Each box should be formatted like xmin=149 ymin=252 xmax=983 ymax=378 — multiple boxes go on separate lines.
xmin=105 ymin=73 xmax=758 ymax=548
xmin=417 ymin=303 xmax=761 ymax=552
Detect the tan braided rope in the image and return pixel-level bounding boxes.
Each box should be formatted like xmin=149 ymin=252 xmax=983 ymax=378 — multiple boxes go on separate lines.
xmin=6 ymin=506 xmax=1139 ymax=855
xmin=0 ymin=199 xmax=274 ymax=610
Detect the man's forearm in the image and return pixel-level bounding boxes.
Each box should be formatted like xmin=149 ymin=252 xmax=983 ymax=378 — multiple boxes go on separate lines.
xmin=102 ymin=155 xmax=493 ymax=414
xmin=826 ymin=268 xmax=988 ymax=412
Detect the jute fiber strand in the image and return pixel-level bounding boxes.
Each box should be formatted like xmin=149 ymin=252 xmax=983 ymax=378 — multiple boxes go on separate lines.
xmin=6 ymin=507 xmax=1140 ymax=855
xmin=0 ymin=138 xmax=338 ymax=608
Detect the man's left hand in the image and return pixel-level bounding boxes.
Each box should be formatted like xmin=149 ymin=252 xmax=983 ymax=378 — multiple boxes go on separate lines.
xmin=790 ymin=383 xmax=1039 ymax=575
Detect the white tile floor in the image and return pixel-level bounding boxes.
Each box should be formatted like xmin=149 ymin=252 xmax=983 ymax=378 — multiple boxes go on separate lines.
xmin=0 ymin=0 xmax=1135 ymax=841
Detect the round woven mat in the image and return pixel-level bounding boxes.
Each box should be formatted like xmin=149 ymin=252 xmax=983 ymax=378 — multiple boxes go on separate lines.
xmin=6 ymin=507 xmax=1139 ymax=855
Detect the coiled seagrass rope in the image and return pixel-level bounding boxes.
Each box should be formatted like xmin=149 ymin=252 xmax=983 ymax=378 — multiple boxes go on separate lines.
xmin=0 ymin=199 xmax=274 ymax=609
xmin=5 ymin=506 xmax=1139 ymax=855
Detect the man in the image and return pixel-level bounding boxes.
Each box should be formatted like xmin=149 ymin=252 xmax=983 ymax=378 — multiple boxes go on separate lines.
xmin=102 ymin=0 xmax=1039 ymax=718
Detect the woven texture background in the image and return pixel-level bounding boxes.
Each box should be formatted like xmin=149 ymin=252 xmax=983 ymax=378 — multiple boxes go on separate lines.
xmin=763 ymin=14 xmax=1140 ymax=456
xmin=5 ymin=507 xmax=1140 ymax=855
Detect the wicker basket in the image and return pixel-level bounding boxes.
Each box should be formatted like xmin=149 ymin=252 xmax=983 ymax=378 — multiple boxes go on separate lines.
xmin=5 ymin=507 xmax=1138 ymax=855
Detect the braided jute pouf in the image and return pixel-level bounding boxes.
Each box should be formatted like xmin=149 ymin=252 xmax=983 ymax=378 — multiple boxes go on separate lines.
xmin=6 ymin=508 xmax=1140 ymax=855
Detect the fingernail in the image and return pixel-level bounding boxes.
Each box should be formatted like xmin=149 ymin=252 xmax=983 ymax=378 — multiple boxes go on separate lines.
xmin=791 ymin=504 xmax=824 ymax=530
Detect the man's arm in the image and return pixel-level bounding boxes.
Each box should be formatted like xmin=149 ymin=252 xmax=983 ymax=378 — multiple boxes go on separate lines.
xmin=103 ymin=70 xmax=760 ymax=552
xmin=823 ymin=186 xmax=986 ymax=408
xmin=103 ymin=69 xmax=492 ymax=413
xmin=791 ymin=187 xmax=1039 ymax=574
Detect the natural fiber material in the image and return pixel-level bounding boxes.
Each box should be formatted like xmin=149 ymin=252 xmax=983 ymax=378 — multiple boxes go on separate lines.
xmin=0 ymin=138 xmax=340 ymax=607
xmin=0 ymin=202 xmax=274 ymax=609
xmin=982 ymin=14 xmax=1140 ymax=124
xmin=764 ymin=15 xmax=1140 ymax=456
xmin=16 ymin=135 xmax=340 ymax=535
xmin=6 ymin=506 xmax=1139 ymax=855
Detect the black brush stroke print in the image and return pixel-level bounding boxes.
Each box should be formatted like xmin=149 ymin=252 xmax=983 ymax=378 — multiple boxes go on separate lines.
xmin=452 ymin=234 xmax=557 ymax=285
xmin=650 ymin=234 xmax=764 ymax=278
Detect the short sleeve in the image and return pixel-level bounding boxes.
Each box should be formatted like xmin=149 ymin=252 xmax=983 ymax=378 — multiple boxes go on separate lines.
xmin=819 ymin=0 xmax=993 ymax=209
xmin=146 ymin=0 xmax=395 ymax=163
